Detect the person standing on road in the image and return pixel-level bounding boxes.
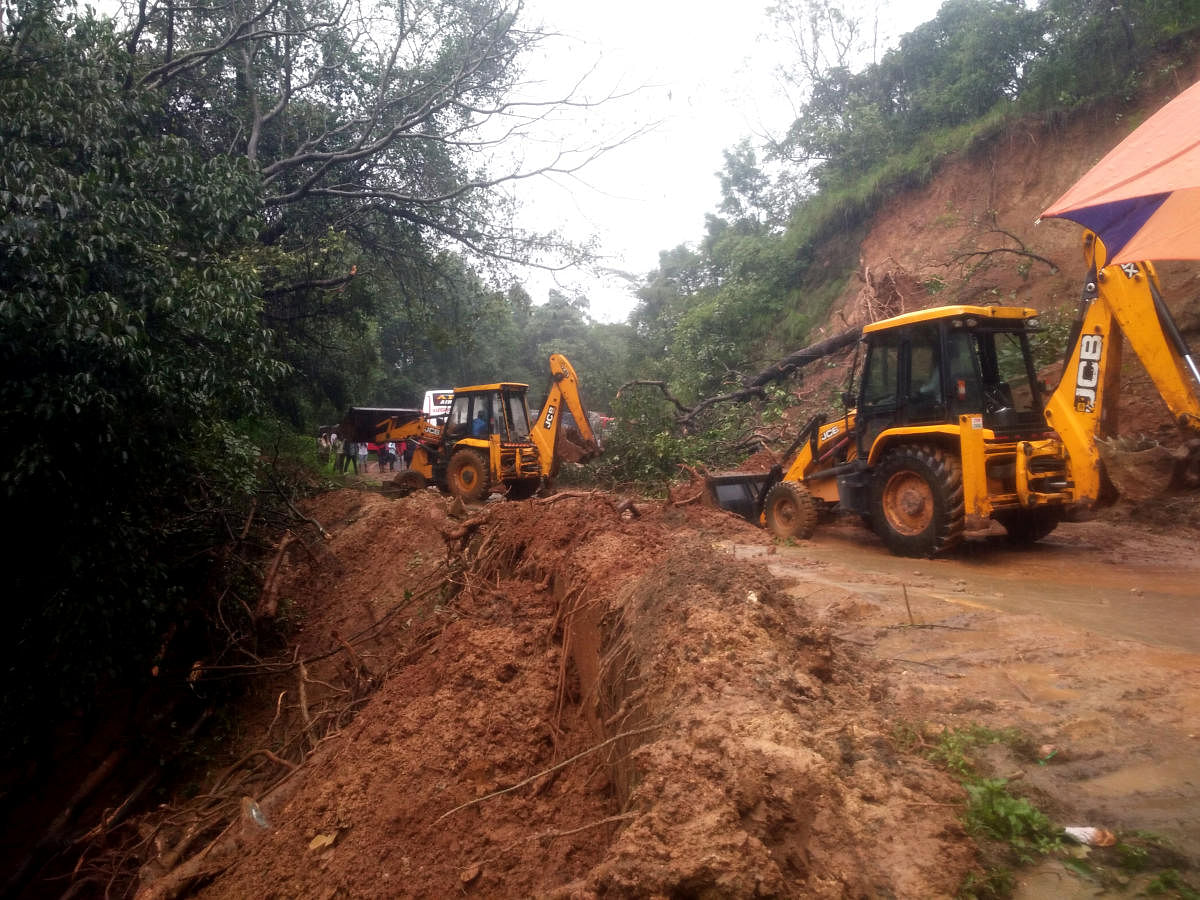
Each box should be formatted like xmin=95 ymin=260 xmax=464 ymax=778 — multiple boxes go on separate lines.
xmin=341 ymin=439 xmax=357 ymax=474
xmin=357 ymin=441 xmax=368 ymax=473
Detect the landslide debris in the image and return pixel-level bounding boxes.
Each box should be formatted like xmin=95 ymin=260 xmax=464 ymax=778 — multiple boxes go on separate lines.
xmin=115 ymin=487 xmax=975 ymax=899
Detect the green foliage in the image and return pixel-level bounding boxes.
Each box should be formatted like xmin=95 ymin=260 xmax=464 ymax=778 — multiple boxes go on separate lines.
xmin=1029 ymin=307 xmax=1076 ymax=372
xmin=926 ymin=724 xmax=1027 ymax=778
xmin=1146 ymin=869 xmax=1200 ymax=898
xmin=587 ymin=378 xmax=786 ymax=491
xmin=0 ymin=8 xmax=280 ymax=760
xmin=587 ymin=391 xmax=703 ymax=488
xmin=915 ymin=724 xmax=1063 ymax=877
xmin=1021 ymin=0 xmax=1200 ymax=111
xmin=963 ymin=778 xmax=1062 ymax=861
xmin=957 ymin=867 xmax=1014 ymax=900
xmin=775 ymin=0 xmax=1200 ymax=194
xmin=780 ymin=0 xmax=1044 ymax=186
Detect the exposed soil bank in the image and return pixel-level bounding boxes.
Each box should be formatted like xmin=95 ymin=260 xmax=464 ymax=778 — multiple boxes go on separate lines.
xmin=108 ymin=482 xmax=1198 ymax=900
xmin=168 ymin=491 xmax=975 ymax=899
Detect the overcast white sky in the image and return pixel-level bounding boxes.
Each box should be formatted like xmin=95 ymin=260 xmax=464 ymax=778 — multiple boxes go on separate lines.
xmin=507 ymin=0 xmax=944 ymax=323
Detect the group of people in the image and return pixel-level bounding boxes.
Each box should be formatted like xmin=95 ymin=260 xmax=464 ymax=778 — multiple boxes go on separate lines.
xmin=317 ymin=432 xmax=417 ymax=475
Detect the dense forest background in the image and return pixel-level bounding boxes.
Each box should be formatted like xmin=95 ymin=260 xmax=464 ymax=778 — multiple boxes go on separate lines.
xmin=3 ymin=0 xmax=1200 ymax=862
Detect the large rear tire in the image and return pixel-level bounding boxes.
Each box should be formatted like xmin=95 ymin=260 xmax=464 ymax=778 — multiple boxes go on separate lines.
xmin=996 ymin=508 xmax=1060 ymax=544
xmin=871 ymin=444 xmax=964 ymax=557
xmin=763 ymin=482 xmax=819 ymax=540
xmin=446 ymin=448 xmax=490 ymax=502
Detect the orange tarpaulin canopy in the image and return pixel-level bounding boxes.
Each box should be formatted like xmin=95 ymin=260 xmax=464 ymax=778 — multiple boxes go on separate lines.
xmin=1042 ymin=78 xmax=1200 ymax=265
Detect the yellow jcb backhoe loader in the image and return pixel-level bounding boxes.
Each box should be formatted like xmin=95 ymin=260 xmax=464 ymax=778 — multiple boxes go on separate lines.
xmin=710 ymin=232 xmax=1200 ymax=557
xmin=372 ymin=353 xmax=602 ymax=502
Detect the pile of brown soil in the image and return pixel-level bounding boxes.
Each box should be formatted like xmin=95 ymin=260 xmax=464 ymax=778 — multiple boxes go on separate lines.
xmin=119 ymin=487 xmax=977 ymax=899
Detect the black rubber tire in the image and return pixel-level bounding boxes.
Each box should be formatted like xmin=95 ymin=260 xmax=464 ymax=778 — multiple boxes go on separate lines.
xmin=505 ymin=478 xmax=541 ymax=500
xmin=996 ymin=509 xmax=1060 ymax=544
xmin=393 ymin=470 xmax=426 ymax=496
xmin=763 ymin=482 xmax=819 ymax=540
xmin=446 ymin=448 xmax=490 ymax=502
xmin=870 ymin=444 xmax=965 ymax=557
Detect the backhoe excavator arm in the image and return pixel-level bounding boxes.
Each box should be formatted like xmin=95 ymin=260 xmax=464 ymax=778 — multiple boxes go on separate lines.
xmin=530 ymin=353 xmax=602 ymax=476
xmin=1045 ymin=232 xmax=1200 ymax=506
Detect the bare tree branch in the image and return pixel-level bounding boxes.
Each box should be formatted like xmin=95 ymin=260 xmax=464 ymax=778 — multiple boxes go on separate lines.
xmin=946 ymin=228 xmax=1060 ymax=275
xmin=615 ymin=381 xmax=692 ymax=415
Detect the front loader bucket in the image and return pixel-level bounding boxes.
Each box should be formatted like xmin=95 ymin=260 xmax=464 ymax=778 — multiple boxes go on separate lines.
xmin=705 ymin=467 xmax=781 ymax=524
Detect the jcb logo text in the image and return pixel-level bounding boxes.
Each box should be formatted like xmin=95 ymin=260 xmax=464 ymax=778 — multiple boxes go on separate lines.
xmin=1074 ymin=334 xmax=1103 ymax=413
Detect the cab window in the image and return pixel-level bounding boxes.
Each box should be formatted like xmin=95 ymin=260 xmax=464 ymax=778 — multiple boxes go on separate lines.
xmin=861 ymin=331 xmax=901 ymax=409
xmin=503 ymin=390 xmax=531 ymax=441
xmin=992 ymin=332 xmax=1037 ymax=415
xmin=905 ymin=326 xmax=943 ymax=421
xmin=946 ymin=330 xmax=983 ymax=416
xmin=469 ymin=393 xmax=495 ymax=437
xmin=446 ymin=395 xmax=472 ymax=436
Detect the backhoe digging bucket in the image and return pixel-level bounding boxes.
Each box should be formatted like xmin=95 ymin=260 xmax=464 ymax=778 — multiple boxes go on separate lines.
xmin=1095 ymin=436 xmax=1199 ymax=502
xmin=706 ymin=467 xmax=781 ymax=524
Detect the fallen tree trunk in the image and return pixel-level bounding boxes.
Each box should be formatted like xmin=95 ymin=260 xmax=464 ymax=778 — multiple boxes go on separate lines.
xmin=616 ymin=328 xmax=862 ymax=431
xmin=743 ymin=327 xmax=861 ymax=389
xmin=676 ymin=327 xmax=862 ymax=429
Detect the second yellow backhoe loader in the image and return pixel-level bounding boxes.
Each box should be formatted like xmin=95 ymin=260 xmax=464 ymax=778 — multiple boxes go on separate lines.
xmin=711 ymin=232 xmax=1200 ymax=556
xmin=370 ymin=353 xmax=602 ymax=502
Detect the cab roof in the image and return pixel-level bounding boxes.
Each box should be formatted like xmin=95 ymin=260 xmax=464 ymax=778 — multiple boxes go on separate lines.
xmin=452 ymin=382 xmax=529 ymax=394
xmin=862 ymin=304 xmax=1038 ymax=334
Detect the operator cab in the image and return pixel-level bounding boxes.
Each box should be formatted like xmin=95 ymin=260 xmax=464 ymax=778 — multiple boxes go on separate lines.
xmin=854 ymin=306 xmax=1047 ymax=454
xmin=442 ymin=384 xmax=534 ymax=446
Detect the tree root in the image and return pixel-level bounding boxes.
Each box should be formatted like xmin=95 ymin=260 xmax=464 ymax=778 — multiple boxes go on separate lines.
xmin=435 ymin=722 xmax=664 ymax=822
xmin=254 ymin=534 xmax=294 ymax=620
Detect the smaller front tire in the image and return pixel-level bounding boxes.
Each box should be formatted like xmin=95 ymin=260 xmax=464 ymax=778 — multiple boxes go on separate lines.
xmin=764 ymin=482 xmax=819 ymax=540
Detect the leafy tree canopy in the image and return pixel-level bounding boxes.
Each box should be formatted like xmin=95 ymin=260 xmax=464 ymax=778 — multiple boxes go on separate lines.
xmin=0 ymin=6 xmax=279 ymax=757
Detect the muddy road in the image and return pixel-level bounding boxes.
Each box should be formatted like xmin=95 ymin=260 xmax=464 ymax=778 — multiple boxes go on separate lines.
xmin=725 ymin=508 xmax=1200 ymax=890
xmin=735 ymin=515 xmax=1200 ymax=653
